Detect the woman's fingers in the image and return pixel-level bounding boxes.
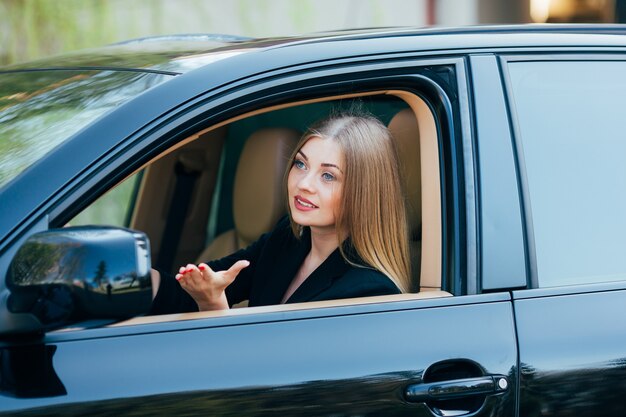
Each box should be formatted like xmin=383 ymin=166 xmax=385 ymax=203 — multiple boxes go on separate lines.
xmin=198 ymin=263 xmax=214 ymax=274
xmin=223 ymin=260 xmax=250 ymax=284
xmin=175 ymin=265 xmax=185 ymax=280
xmin=176 ymin=264 xmax=197 ymax=281
xmin=174 ymin=261 xmax=247 ymax=311
xmin=176 ymin=261 xmax=249 ymax=288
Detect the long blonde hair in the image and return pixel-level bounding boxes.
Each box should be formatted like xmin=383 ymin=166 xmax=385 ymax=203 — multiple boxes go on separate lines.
xmin=286 ymin=113 xmax=411 ymax=293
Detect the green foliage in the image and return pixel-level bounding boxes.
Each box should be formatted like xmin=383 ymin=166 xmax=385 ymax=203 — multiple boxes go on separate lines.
xmin=70 ymin=174 xmax=140 ymax=227
xmin=0 ymin=0 xmax=171 ymax=66
xmin=1 ymin=0 xmax=115 ymax=66
xmin=0 ymin=0 xmax=404 ymax=67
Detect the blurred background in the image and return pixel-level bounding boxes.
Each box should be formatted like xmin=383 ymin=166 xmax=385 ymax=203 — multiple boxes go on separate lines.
xmin=1 ymin=0 xmax=625 ymax=67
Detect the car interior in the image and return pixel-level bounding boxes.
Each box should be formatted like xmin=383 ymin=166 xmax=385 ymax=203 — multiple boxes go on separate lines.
xmin=70 ymin=90 xmax=451 ymax=325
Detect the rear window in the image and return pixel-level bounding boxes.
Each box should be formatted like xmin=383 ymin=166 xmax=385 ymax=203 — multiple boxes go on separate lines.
xmin=508 ymin=60 xmax=626 ymax=288
xmin=0 ymin=69 xmax=171 ymax=189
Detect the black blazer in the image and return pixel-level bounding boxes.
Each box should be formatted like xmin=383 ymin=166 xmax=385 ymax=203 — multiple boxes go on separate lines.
xmin=150 ymin=217 xmax=400 ymax=315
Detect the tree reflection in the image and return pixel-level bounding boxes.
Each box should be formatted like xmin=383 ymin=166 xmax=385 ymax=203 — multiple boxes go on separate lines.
xmin=9 ymin=238 xmax=82 ymax=286
xmin=94 ymin=260 xmax=107 ymax=290
xmin=0 ymin=69 xmax=170 ymax=188
xmin=520 ymin=360 xmax=626 ymax=416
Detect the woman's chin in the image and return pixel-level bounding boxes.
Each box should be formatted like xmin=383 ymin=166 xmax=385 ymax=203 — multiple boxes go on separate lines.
xmin=290 ymin=210 xmax=311 ymax=226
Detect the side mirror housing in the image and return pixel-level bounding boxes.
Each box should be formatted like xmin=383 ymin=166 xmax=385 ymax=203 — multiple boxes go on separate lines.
xmin=4 ymin=226 xmax=152 ymax=333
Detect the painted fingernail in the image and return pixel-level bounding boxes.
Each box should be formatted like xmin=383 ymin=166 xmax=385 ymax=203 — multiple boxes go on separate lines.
xmin=175 ymin=274 xmax=182 ymax=281
xmin=199 ymin=265 xmax=206 ymax=271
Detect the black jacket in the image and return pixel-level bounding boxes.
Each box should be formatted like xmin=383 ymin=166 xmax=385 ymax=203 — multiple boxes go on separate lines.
xmin=150 ymin=217 xmax=400 ymax=315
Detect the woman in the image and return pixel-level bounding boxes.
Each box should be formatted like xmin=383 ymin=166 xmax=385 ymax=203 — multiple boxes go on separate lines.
xmin=150 ymin=113 xmax=411 ymax=314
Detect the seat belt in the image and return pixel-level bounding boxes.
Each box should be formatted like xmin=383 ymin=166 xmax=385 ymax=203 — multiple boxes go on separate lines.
xmin=155 ymin=154 xmax=202 ymax=272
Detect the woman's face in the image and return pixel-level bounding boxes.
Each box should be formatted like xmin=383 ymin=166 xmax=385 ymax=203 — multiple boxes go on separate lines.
xmin=288 ymin=136 xmax=344 ymax=232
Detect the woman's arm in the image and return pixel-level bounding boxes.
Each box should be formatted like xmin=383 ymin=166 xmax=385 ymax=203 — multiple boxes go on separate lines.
xmin=150 ymin=269 xmax=161 ymax=300
xmin=149 ymin=226 xmax=276 ymax=315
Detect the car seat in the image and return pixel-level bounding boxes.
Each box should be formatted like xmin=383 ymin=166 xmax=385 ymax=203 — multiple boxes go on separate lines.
xmin=196 ymin=128 xmax=300 ymax=262
xmin=388 ymin=108 xmax=421 ymax=292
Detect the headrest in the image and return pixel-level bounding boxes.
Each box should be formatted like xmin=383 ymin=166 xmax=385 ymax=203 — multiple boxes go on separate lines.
xmin=388 ymin=109 xmax=421 ymax=239
xmin=233 ymin=128 xmax=300 ymax=246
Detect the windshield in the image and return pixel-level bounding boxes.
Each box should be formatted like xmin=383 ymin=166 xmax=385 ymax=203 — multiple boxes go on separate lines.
xmin=0 ymin=69 xmax=173 ymax=189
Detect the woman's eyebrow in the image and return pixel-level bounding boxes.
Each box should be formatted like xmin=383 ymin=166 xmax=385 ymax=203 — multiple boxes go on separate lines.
xmin=322 ymin=163 xmax=343 ymax=173
xmin=299 ymin=150 xmax=343 ymax=173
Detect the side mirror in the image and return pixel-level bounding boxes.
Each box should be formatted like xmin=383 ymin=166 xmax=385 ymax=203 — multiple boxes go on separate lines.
xmin=5 ymin=226 xmax=152 ymax=332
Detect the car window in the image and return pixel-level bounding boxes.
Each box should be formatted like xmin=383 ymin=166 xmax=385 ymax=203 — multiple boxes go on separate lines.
xmin=69 ymin=171 xmax=142 ymax=227
xmin=70 ymin=92 xmax=445 ymax=303
xmin=0 ymin=70 xmax=171 ymax=190
xmin=508 ymin=60 xmax=626 ymax=288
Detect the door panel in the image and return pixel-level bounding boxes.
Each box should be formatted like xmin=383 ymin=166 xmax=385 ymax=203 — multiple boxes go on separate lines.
xmin=515 ymin=288 xmax=626 ymax=416
xmin=1 ymin=296 xmax=517 ymax=416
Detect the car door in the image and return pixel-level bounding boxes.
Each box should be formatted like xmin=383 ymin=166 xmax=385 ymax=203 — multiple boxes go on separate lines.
xmin=501 ymin=54 xmax=626 ymax=416
xmin=1 ymin=297 xmax=517 ymax=416
xmin=1 ymin=48 xmax=519 ymax=416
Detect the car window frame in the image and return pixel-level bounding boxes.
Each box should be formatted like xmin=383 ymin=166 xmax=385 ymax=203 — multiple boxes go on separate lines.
xmin=6 ymin=55 xmax=475 ymax=335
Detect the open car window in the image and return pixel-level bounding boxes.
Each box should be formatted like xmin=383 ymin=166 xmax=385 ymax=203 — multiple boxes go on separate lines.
xmin=66 ymin=90 xmax=446 ymax=326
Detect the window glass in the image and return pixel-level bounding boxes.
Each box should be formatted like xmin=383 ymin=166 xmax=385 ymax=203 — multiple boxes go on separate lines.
xmin=509 ymin=60 xmax=626 ymax=287
xmin=0 ymin=70 xmax=171 ymax=190
xmin=70 ymin=172 xmax=141 ymax=227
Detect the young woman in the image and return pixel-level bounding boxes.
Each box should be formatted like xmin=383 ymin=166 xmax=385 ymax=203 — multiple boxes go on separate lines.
xmin=149 ymin=113 xmax=411 ymax=314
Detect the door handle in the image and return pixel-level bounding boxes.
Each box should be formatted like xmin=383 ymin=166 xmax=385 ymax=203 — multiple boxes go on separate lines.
xmin=405 ymin=375 xmax=509 ymax=402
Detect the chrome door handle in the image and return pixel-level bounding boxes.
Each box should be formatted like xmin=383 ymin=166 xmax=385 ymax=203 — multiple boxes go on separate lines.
xmin=405 ymin=375 xmax=509 ymax=402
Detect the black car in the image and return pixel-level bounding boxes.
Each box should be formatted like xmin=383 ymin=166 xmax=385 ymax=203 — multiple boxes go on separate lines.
xmin=1 ymin=25 xmax=626 ymax=416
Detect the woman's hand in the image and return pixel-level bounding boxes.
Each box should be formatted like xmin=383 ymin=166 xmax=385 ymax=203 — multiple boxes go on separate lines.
xmin=176 ymin=260 xmax=250 ymax=311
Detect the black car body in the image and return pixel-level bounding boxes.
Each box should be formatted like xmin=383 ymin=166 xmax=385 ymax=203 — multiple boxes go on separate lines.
xmin=1 ymin=25 xmax=626 ymax=416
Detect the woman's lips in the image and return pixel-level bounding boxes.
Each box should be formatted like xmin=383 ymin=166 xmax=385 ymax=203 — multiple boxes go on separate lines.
xmin=294 ymin=195 xmax=318 ymax=211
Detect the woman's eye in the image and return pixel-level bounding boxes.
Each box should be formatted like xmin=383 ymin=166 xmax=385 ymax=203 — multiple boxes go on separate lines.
xmin=322 ymin=172 xmax=336 ymax=182
xmin=294 ymin=159 xmax=306 ymax=170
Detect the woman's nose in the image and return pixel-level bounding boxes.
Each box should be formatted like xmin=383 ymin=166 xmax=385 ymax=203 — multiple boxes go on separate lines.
xmin=297 ymin=172 xmax=315 ymax=192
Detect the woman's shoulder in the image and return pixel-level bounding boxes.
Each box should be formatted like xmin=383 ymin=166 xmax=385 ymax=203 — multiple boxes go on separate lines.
xmin=268 ymin=214 xmax=297 ymax=241
xmin=335 ymin=266 xmax=401 ymax=296
xmin=273 ymin=214 xmax=292 ymax=232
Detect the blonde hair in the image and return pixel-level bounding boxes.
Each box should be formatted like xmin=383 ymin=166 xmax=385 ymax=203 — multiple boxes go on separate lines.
xmin=285 ymin=113 xmax=411 ymax=293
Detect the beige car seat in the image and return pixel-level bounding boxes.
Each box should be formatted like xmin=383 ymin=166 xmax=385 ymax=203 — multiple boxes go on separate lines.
xmin=196 ymin=128 xmax=300 ymax=262
xmin=388 ymin=108 xmax=422 ymax=292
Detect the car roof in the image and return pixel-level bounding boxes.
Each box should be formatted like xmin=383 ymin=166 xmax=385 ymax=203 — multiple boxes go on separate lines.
xmin=3 ymin=23 xmax=626 ymax=251
xmin=3 ymin=24 xmax=626 ymax=73
xmin=287 ymin=24 xmax=626 ymax=54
